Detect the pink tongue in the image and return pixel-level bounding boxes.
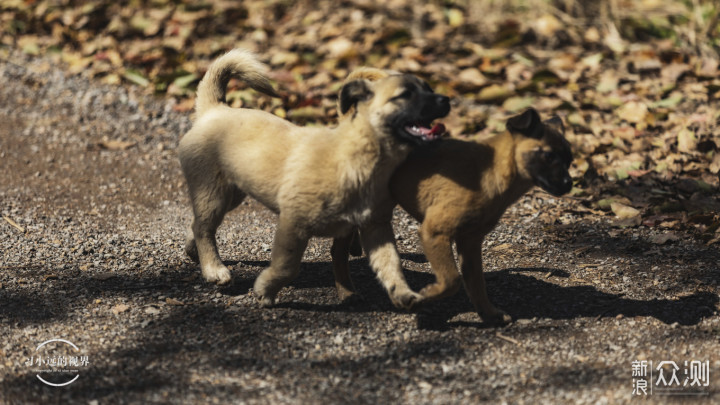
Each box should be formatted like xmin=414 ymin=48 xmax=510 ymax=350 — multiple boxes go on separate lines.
xmin=429 ymin=123 xmax=445 ymax=135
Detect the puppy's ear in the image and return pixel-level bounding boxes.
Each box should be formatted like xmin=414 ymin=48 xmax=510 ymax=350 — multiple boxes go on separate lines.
xmin=346 ymin=67 xmax=393 ymax=82
xmin=339 ymin=79 xmax=373 ymax=115
xmin=507 ymin=108 xmax=542 ymax=138
xmin=543 ymin=115 xmax=565 ymax=135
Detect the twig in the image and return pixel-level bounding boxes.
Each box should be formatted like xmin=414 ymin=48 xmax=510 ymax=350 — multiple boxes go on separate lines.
xmin=3 ymin=216 xmax=25 ymax=233
xmin=496 ymin=332 xmax=522 ymax=346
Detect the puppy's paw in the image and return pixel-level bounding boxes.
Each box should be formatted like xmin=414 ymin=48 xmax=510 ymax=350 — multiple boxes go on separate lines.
xmin=389 ymin=286 xmax=422 ymax=310
xmin=202 ymin=265 xmax=232 ymax=285
xmin=481 ymin=309 xmax=512 ymax=326
xmin=336 ymin=285 xmax=358 ymax=302
xmin=184 ymin=240 xmax=199 ymax=263
xmin=339 ymin=291 xmax=365 ymax=306
xmin=253 ymin=277 xmax=278 ymax=307
xmin=255 ymin=293 xmax=276 ymax=308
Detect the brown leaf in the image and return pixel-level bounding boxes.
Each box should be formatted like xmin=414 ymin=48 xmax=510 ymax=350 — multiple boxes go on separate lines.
xmin=490 ymin=243 xmax=514 ymax=252
xmin=95 ymin=139 xmax=137 ymax=151
xmin=710 ymin=153 xmax=720 ymax=174
xmin=649 ymin=233 xmax=680 ymax=245
xmin=661 ymin=63 xmax=690 ymax=84
xmin=95 ymin=272 xmax=115 ymax=281
xmin=616 ymin=101 xmax=648 ymax=123
xmin=476 ymin=84 xmax=513 ymax=103
xmin=676 ymin=128 xmax=697 ymax=154
xmin=111 ymin=304 xmax=130 ymax=315
xmin=532 ymin=14 xmax=562 ymax=38
xmin=611 ymin=202 xmax=641 ymax=227
xmin=165 ymin=297 xmax=185 ymax=306
xmin=457 ymin=68 xmax=487 ymax=91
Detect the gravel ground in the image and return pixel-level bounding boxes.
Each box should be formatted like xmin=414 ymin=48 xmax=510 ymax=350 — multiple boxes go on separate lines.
xmin=1 ymin=51 xmax=719 ymax=404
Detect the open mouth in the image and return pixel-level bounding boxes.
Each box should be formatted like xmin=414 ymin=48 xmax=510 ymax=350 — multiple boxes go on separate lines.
xmin=403 ymin=122 xmax=447 ymax=141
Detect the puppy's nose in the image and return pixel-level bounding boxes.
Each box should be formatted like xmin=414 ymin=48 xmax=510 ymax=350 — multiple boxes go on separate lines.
xmin=435 ymin=95 xmax=450 ymax=115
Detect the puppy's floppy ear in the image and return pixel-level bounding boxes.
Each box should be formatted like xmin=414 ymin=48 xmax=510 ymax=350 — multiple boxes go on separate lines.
xmin=507 ymin=108 xmax=542 ymax=138
xmin=543 ymin=115 xmax=565 ymax=135
xmin=339 ymin=79 xmax=373 ymax=115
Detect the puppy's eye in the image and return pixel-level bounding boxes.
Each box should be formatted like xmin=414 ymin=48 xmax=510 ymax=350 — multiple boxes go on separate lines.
xmin=542 ymin=151 xmax=555 ymax=161
xmin=392 ymin=90 xmax=413 ymax=100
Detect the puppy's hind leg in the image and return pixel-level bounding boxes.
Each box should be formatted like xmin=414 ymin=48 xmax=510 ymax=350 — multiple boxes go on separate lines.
xmin=184 ymin=187 xmax=245 ymax=264
xmin=184 ymin=223 xmax=200 ymax=263
xmin=253 ymin=217 xmax=308 ymax=307
xmin=456 ymin=235 xmax=511 ymax=325
xmin=189 ymin=184 xmax=245 ymax=285
xmin=331 ymin=233 xmax=358 ymax=302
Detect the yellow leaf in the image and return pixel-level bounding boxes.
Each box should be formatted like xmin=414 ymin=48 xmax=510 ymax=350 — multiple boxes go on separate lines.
xmin=447 ymin=8 xmax=464 ymax=27
xmin=616 ymin=101 xmax=648 ymax=123
xmin=611 ymin=202 xmax=640 ymax=220
xmin=676 ymin=128 xmax=697 ymax=154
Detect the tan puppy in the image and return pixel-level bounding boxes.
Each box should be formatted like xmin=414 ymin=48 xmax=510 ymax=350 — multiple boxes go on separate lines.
xmin=178 ymin=49 xmax=450 ymax=308
xmin=333 ymin=68 xmax=572 ymax=324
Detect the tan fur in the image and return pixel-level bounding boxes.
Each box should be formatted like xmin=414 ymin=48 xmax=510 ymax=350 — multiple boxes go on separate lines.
xmin=179 ymin=49 xmax=449 ymax=309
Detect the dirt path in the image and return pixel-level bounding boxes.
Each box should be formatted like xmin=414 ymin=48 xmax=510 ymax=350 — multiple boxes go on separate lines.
xmin=1 ymin=53 xmax=719 ymax=404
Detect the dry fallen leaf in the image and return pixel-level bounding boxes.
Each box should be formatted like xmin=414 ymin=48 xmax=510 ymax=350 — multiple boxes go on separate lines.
xmin=616 ymin=101 xmax=648 ymax=124
xmin=95 ymin=272 xmax=115 ymax=280
xmin=649 ymin=233 xmax=680 ymax=245
xmin=710 ymin=154 xmax=720 ymax=174
xmin=111 ymin=304 xmax=130 ymax=315
xmin=611 ymin=202 xmax=642 ymax=227
xmin=95 ymin=139 xmax=137 ymax=151
xmin=457 ymin=68 xmax=487 ymax=91
xmin=165 ymin=297 xmax=185 ymax=306
xmin=676 ymin=128 xmax=697 ymax=154
xmin=490 ymin=243 xmax=514 ymax=252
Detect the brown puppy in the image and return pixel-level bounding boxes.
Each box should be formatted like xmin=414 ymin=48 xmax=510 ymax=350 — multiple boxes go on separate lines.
xmin=333 ymin=73 xmax=572 ymax=323
xmin=178 ymin=49 xmax=450 ymax=308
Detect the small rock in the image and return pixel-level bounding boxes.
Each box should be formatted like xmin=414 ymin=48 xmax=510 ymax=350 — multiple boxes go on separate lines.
xmin=145 ymin=306 xmax=160 ymax=315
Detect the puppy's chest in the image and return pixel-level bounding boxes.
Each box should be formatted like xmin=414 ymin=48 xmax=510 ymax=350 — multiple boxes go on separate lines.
xmin=338 ymin=185 xmax=386 ymax=226
xmin=339 ymin=204 xmax=374 ymax=226
xmin=455 ymin=192 xmax=521 ymax=235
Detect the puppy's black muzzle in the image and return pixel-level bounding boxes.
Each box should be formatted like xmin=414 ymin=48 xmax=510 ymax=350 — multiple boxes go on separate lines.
xmin=422 ymin=95 xmax=450 ymax=119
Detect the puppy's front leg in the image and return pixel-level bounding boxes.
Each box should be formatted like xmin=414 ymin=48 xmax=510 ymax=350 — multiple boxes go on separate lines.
xmin=359 ymin=222 xmax=421 ymax=310
xmin=253 ymin=217 xmax=308 ymax=307
xmin=417 ymin=222 xmax=462 ymax=302
xmin=330 ymin=233 xmax=358 ymax=301
xmin=456 ymin=236 xmax=511 ymax=325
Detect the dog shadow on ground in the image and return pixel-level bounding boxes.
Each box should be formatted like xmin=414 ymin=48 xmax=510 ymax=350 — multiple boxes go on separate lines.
xmin=2 ymin=250 xmax=716 ymax=332
xmin=412 ymin=267 xmax=718 ymax=331
xmin=247 ymin=253 xmax=718 ymax=330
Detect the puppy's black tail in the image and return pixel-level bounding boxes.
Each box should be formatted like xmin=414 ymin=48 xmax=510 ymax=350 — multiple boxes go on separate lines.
xmin=195 ymin=48 xmax=279 ymax=118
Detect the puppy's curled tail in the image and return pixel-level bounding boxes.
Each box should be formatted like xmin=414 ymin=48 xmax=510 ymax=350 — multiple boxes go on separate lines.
xmin=195 ymin=48 xmax=279 ymax=117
